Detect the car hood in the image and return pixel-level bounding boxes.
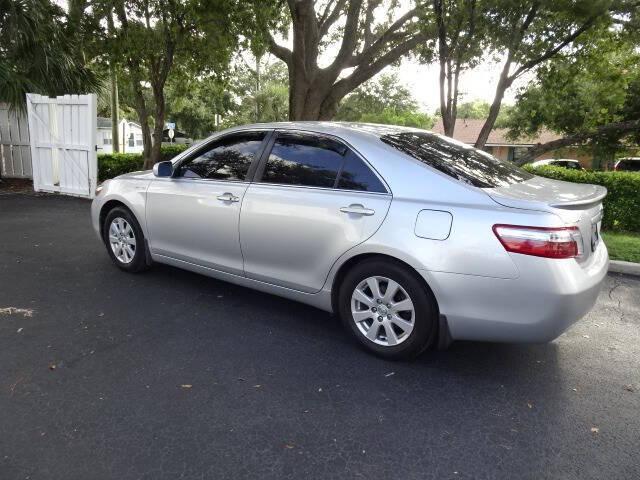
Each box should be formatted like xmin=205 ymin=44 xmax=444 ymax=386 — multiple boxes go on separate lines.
xmin=484 ymin=175 xmax=607 ymax=210
xmin=116 ymin=170 xmax=155 ymax=180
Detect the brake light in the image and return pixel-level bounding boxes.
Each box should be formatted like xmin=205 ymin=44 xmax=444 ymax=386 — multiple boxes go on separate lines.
xmin=493 ymin=224 xmax=583 ymax=259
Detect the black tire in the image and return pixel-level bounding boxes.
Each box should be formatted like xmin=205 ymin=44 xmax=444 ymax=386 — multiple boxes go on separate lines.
xmin=102 ymin=206 xmax=150 ymax=273
xmin=338 ymin=258 xmax=438 ymax=360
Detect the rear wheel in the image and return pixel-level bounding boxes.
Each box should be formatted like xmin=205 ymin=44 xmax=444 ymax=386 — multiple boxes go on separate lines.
xmin=338 ymin=258 xmax=438 ymax=359
xmin=102 ymin=207 xmax=149 ymax=273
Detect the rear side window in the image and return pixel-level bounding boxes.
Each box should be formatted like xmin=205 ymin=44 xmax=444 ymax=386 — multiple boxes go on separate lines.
xmin=176 ymin=132 xmax=266 ymax=181
xmin=380 ymin=132 xmax=533 ymax=188
xmin=262 ymin=133 xmax=346 ymax=188
xmin=337 ymin=153 xmax=386 ymax=193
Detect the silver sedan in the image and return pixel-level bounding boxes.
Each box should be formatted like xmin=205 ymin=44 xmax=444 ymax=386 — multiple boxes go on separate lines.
xmin=91 ymin=122 xmax=609 ymax=359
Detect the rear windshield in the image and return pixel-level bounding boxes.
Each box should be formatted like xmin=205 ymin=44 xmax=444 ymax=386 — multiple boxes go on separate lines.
xmin=380 ymin=132 xmax=533 ymax=188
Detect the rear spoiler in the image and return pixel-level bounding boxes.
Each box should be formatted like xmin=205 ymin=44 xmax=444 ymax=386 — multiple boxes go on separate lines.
xmin=547 ymin=186 xmax=607 ymax=209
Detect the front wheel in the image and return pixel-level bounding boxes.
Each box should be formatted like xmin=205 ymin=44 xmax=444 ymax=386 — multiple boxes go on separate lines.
xmin=102 ymin=207 xmax=149 ymax=273
xmin=338 ymin=259 xmax=438 ymax=359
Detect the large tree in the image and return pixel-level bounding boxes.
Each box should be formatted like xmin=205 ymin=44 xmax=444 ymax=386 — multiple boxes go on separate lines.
xmin=105 ymin=0 xmax=236 ymax=168
xmin=429 ymin=0 xmax=485 ymax=136
xmin=505 ymin=29 xmax=640 ymax=166
xmin=473 ymin=0 xmax=613 ymax=149
xmin=250 ymin=0 xmax=432 ymax=121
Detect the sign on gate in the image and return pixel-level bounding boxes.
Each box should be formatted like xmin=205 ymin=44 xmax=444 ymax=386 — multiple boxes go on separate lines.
xmin=26 ymin=94 xmax=98 ymax=199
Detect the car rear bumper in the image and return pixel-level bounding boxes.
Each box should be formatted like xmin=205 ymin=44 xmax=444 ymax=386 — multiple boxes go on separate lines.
xmin=420 ymin=243 xmax=609 ymax=343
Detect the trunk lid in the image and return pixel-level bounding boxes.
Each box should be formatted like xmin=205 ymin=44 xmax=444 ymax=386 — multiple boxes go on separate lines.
xmin=485 ymin=176 xmax=606 ymax=263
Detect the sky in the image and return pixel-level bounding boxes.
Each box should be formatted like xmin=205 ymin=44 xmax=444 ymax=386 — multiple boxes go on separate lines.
xmin=395 ymin=57 xmax=531 ymax=113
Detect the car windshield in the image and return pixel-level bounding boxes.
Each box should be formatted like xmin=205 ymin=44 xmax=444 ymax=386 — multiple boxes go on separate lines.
xmin=380 ymin=131 xmax=533 ymax=188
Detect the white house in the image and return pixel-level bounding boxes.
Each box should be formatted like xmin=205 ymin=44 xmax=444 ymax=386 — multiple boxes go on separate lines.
xmin=97 ymin=117 xmax=145 ymax=154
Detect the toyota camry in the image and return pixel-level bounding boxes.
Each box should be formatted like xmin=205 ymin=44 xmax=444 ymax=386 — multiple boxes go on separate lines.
xmin=91 ymin=122 xmax=609 ymax=359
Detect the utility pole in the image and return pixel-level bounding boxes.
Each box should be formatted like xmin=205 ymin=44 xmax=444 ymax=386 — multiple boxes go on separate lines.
xmin=107 ymin=10 xmax=119 ymax=152
xmin=255 ymin=54 xmax=261 ymax=122
xmin=109 ymin=63 xmax=120 ymax=153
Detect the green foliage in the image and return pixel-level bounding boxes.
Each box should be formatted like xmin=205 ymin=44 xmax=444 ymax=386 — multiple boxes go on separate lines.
xmin=523 ymin=165 xmax=640 ymax=233
xmin=0 ymin=0 xmax=100 ymax=110
xmin=166 ymin=75 xmax=233 ymax=139
xmin=336 ymin=73 xmax=432 ymax=128
xmin=222 ymin=60 xmax=289 ymax=127
xmin=505 ymin=29 xmax=639 ymax=149
xmin=98 ymin=144 xmax=188 ymax=181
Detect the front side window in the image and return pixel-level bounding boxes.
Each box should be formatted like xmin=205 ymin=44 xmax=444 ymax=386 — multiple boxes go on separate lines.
xmin=380 ymin=132 xmax=533 ymax=188
xmin=176 ymin=132 xmax=266 ymax=181
xmin=262 ymin=133 xmax=346 ymax=188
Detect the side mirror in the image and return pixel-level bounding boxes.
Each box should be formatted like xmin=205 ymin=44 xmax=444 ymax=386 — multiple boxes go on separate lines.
xmin=153 ymin=161 xmax=173 ymax=177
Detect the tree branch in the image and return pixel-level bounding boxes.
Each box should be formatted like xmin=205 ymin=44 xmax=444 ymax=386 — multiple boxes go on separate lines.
xmin=511 ymin=16 xmax=598 ymax=79
xmin=318 ymin=0 xmax=348 ymax=38
xmin=346 ymin=7 xmax=420 ymax=68
xmin=515 ymin=119 xmax=640 ymax=165
xmin=266 ymin=33 xmax=293 ymax=65
xmin=334 ymin=33 xmax=424 ymax=95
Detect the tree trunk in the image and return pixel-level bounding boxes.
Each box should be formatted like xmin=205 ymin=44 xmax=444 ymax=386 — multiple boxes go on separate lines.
xmin=109 ymin=62 xmax=120 ymax=153
xmin=475 ymin=67 xmax=513 ymax=149
xmin=144 ymin=87 xmax=166 ymax=170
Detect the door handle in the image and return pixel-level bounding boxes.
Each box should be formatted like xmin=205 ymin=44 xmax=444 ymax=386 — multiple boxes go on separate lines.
xmin=217 ymin=192 xmax=239 ymax=202
xmin=340 ymin=204 xmax=375 ymax=216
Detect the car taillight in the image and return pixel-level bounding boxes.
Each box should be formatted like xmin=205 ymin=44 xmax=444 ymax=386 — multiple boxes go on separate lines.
xmin=493 ymin=224 xmax=583 ymax=259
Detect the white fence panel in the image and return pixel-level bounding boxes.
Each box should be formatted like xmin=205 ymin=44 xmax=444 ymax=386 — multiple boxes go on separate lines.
xmin=0 ymin=103 xmax=32 ymax=178
xmin=26 ymin=93 xmax=97 ymax=198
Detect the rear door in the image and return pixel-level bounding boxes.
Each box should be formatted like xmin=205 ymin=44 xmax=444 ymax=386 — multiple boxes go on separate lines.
xmin=239 ymin=130 xmax=392 ymax=293
xmin=146 ymin=130 xmax=269 ymax=275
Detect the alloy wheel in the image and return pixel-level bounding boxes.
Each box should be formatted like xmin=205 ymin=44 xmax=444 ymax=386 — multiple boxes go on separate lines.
xmin=108 ymin=217 xmax=137 ymax=264
xmin=350 ymin=276 xmax=415 ymax=346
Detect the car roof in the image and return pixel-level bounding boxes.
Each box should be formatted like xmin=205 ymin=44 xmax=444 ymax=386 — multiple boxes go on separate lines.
xmin=223 ymin=121 xmax=423 ymax=141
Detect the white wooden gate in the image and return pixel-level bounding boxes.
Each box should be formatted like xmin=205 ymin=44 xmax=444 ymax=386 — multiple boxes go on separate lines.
xmin=26 ymin=94 xmax=97 ymax=198
xmin=0 ymin=103 xmax=32 ymax=178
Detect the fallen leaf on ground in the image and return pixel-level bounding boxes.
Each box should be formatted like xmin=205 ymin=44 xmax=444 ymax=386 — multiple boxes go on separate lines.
xmin=0 ymin=307 xmax=34 ymax=317
xmin=180 ymin=384 xmax=192 ymax=389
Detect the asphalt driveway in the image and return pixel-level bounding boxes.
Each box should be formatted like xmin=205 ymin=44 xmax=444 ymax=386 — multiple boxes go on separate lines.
xmin=1 ymin=194 xmax=639 ymax=480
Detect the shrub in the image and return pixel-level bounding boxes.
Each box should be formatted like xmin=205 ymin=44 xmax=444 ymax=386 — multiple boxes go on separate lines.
xmin=523 ymin=165 xmax=640 ymax=233
xmin=98 ymin=144 xmax=189 ymax=181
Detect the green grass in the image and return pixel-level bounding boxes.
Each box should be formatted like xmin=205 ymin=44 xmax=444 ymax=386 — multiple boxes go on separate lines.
xmin=602 ymin=231 xmax=640 ymax=263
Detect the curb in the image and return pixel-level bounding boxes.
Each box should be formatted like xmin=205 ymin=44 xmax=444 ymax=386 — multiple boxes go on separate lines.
xmin=609 ymin=260 xmax=640 ymax=277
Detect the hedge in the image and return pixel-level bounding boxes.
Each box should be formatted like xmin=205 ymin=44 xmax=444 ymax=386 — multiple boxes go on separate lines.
xmin=523 ymin=165 xmax=640 ymax=233
xmin=98 ymin=144 xmax=189 ymax=181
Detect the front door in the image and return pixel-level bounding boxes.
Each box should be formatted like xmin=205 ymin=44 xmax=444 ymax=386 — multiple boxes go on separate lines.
xmin=240 ymin=131 xmax=392 ymax=293
xmin=146 ymin=130 xmax=268 ymax=275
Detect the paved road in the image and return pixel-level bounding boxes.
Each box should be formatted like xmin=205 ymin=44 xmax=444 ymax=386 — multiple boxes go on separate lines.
xmin=1 ymin=194 xmax=639 ymax=480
